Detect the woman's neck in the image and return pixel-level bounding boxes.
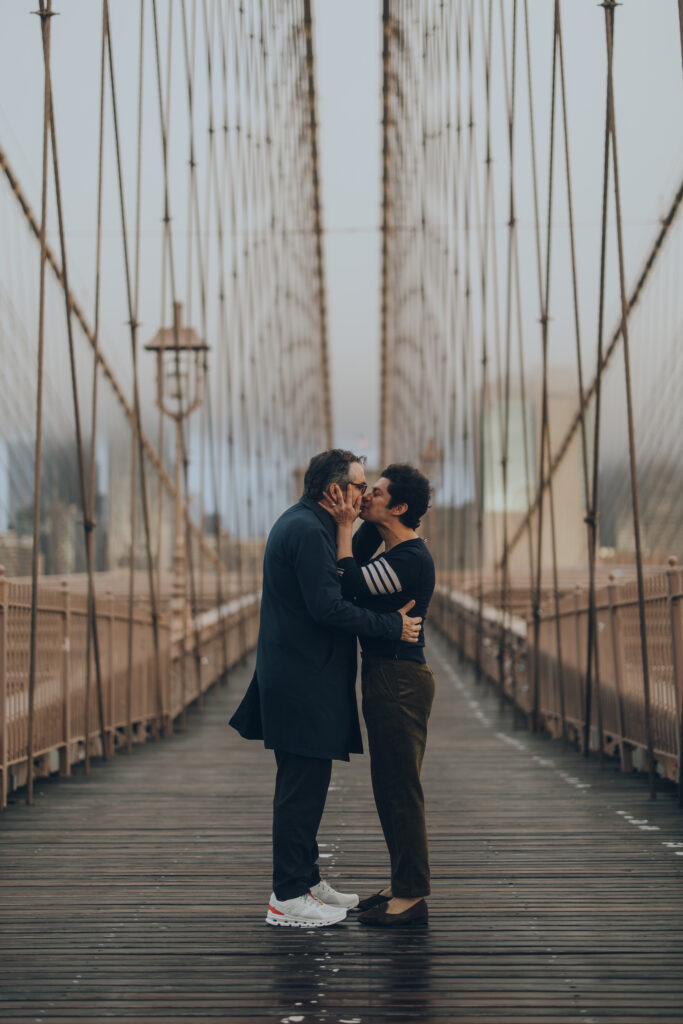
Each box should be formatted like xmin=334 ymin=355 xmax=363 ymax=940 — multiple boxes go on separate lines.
xmin=377 ymin=521 xmax=417 ymax=552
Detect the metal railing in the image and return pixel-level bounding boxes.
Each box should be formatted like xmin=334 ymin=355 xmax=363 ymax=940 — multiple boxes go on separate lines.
xmin=431 ymin=560 xmax=683 ymax=797
xmin=0 ymin=569 xmax=259 ymax=809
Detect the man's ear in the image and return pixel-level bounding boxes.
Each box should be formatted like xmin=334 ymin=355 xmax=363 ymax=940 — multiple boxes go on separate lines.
xmin=390 ymin=502 xmax=408 ymax=518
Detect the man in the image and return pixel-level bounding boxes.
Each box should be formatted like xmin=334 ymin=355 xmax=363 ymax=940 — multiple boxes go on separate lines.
xmin=229 ymin=449 xmax=422 ymax=928
xmin=321 ymin=463 xmax=435 ymax=927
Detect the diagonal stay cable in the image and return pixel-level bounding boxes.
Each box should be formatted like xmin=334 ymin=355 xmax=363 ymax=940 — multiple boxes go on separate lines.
xmin=0 ymin=143 xmax=226 ymax=576
xmin=83 ymin=0 xmax=109 ymax=773
xmin=40 ymin=0 xmax=109 ymax=768
xmin=499 ymin=174 xmax=683 ymax=568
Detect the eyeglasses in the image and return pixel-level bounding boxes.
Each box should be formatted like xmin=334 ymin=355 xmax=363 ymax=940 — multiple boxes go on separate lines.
xmin=348 ymin=481 xmax=368 ymax=495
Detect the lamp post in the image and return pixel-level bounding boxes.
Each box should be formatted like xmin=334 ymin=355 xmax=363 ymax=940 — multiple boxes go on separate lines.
xmin=145 ymin=302 xmax=209 ymax=637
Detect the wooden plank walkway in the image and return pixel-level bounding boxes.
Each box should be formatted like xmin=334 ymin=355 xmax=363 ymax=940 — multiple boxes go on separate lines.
xmin=1 ymin=628 xmax=682 ymax=1023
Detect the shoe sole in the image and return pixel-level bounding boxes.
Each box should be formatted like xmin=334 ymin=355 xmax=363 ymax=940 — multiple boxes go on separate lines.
xmin=265 ymin=911 xmax=347 ymax=928
xmin=358 ymin=920 xmax=428 ymax=928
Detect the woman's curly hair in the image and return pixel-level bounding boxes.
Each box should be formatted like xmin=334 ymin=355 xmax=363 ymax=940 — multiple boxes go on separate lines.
xmin=382 ymin=463 xmax=431 ymax=529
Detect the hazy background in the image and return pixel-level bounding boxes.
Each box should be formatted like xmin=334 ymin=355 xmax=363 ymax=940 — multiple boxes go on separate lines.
xmin=313 ymin=1 xmax=682 ymax=466
xmin=0 ymin=0 xmax=681 ymax=517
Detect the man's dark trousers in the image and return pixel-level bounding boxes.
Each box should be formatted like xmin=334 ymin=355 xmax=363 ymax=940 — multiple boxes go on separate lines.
xmin=272 ymin=750 xmax=332 ymax=900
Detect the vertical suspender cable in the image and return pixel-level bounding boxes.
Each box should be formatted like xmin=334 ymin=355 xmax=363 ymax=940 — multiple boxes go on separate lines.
xmin=202 ymin=0 xmax=229 ymax=684
xmin=498 ymin=0 xmax=518 ymax=710
xmin=584 ymin=4 xmax=613 ymax=761
xmin=380 ymin=0 xmax=391 ymax=468
xmin=602 ymin=0 xmax=656 ymax=796
xmin=556 ymin=0 xmax=591 ymax=750
xmin=26 ymin=0 xmax=54 ymax=806
xmin=303 ymin=0 xmax=332 ymax=448
xmin=177 ymin=0 xmax=207 ymax=711
xmin=522 ymin=0 xmax=549 ymax=733
xmin=474 ymin=0 xmax=495 ymax=684
xmin=126 ymin=0 xmax=146 ymax=752
xmin=459 ymin=0 xmax=476 ymax=649
xmin=104 ymin=0 xmax=165 ymax=735
xmin=524 ymin=0 xmax=568 ymax=741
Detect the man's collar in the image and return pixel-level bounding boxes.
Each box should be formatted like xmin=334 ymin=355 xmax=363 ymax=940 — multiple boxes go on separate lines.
xmin=300 ymin=494 xmax=335 ymax=536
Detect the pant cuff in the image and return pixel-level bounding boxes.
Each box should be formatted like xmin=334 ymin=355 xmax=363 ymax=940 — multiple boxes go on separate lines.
xmin=274 ymin=886 xmax=310 ymax=901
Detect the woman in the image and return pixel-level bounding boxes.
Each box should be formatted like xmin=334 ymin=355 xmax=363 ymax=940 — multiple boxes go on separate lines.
xmin=322 ymin=463 xmax=435 ymax=927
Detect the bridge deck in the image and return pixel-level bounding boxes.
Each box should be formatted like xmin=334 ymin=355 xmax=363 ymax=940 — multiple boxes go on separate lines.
xmin=1 ymin=630 xmax=682 ymax=1023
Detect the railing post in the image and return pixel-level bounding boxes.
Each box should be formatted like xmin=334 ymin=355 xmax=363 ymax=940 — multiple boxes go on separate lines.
xmin=107 ymin=590 xmax=115 ymax=757
xmin=162 ymin=610 xmax=173 ymax=738
xmin=0 ymin=567 xmax=7 ymax=810
xmin=530 ymin=602 xmax=543 ymax=732
xmin=507 ymin=615 xmax=522 ymax=731
xmin=59 ymin=579 xmax=71 ymax=778
xmin=573 ymin=587 xmax=586 ymax=751
xmin=133 ymin=603 xmax=146 ymax=747
xmin=607 ymin=575 xmax=631 ymax=773
xmin=497 ymin=616 xmax=507 ymax=708
xmin=665 ymin=557 xmax=683 ymax=806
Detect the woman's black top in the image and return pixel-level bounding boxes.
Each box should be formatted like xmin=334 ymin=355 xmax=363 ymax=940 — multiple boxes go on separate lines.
xmin=336 ymin=521 xmax=435 ymax=664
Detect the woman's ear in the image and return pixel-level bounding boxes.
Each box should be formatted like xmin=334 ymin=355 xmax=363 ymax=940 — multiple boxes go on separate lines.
xmin=390 ymin=502 xmax=408 ymax=518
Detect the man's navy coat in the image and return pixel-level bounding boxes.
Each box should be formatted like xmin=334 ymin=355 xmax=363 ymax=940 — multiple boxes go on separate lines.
xmin=229 ymin=496 xmax=402 ymax=760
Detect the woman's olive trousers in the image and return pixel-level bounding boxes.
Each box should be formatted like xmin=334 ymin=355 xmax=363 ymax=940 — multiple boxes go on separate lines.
xmin=361 ymin=654 xmax=435 ymax=898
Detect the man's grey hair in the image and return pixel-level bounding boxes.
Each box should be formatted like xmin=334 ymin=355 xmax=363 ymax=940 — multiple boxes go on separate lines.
xmin=303 ymin=449 xmax=366 ymax=501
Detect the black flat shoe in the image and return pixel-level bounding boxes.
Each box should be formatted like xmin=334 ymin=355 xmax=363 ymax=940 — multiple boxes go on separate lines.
xmin=352 ymin=890 xmax=391 ymax=913
xmin=358 ymin=899 xmax=428 ymax=927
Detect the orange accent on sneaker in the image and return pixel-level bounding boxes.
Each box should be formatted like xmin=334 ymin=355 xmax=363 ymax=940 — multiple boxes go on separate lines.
xmin=268 ymin=905 xmax=284 ymax=915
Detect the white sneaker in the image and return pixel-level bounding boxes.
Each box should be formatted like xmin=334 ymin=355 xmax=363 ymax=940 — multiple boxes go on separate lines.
xmin=310 ymin=878 xmax=360 ymax=909
xmin=265 ymin=891 xmax=347 ymax=928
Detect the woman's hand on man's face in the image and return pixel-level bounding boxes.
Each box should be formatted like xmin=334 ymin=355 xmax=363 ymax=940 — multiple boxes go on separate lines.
xmin=320 ymin=482 xmax=362 ymax=527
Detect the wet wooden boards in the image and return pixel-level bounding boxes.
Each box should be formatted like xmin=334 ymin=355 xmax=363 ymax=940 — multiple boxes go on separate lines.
xmin=1 ymin=629 xmax=682 ymax=1022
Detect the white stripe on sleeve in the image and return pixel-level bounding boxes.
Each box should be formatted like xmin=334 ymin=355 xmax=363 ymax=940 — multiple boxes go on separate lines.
xmin=373 ymin=559 xmax=397 ymax=594
xmin=361 ymin=565 xmax=380 ymax=595
xmin=379 ymin=558 xmax=402 ymax=593
xmin=365 ymin=562 xmax=388 ymax=595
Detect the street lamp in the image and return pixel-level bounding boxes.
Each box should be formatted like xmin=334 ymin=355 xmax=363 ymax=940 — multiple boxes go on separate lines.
xmin=145 ymin=301 xmax=209 ymax=636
